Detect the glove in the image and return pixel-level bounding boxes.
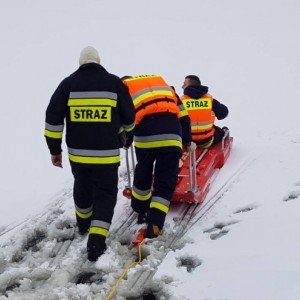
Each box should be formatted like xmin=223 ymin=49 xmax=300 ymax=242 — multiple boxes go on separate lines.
xmin=187 ymin=141 xmax=197 ymax=152
xmin=123 ymin=132 xmax=134 ymax=150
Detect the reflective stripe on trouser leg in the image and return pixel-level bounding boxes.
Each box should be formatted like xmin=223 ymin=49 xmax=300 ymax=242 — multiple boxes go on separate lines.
xmin=88 ymin=220 xmax=110 ymax=255
xmin=146 ymin=151 xmax=181 ymax=228
xmin=86 ymin=167 xmax=118 ymax=254
xmin=75 ymin=204 xmax=93 ymax=229
xmin=131 ymin=151 xmax=156 ymax=213
xmin=89 ymin=220 xmax=111 ymax=237
xmin=71 ymin=166 xmax=94 ymax=229
xmin=75 ymin=205 xmax=93 ymax=219
xmin=89 ymin=166 xmax=119 ymax=238
xmin=150 ymin=196 xmax=170 ymax=214
xmin=132 ymin=185 xmax=152 ymax=201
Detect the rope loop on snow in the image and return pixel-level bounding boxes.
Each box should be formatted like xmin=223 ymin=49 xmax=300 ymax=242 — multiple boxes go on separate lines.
xmin=105 ymin=240 xmax=145 ymax=300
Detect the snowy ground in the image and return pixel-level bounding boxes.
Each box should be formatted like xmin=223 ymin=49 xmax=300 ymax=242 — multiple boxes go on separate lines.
xmin=1 ymin=0 xmax=300 ymax=299
xmin=1 ymin=136 xmax=300 ymax=299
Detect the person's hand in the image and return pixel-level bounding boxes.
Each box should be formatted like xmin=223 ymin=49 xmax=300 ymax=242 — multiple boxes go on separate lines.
xmin=187 ymin=141 xmax=197 ymax=152
xmin=118 ymin=131 xmax=127 ymax=148
xmin=51 ymin=154 xmax=63 ymax=168
xmin=123 ymin=132 xmax=134 ymax=150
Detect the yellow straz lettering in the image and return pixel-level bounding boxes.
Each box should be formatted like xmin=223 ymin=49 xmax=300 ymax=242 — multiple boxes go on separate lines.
xmin=184 ymin=100 xmax=211 ymax=110
xmin=70 ymin=107 xmax=111 ymax=122
xmin=125 ymin=74 xmax=160 ymax=81
xmin=134 ymin=74 xmax=158 ymax=78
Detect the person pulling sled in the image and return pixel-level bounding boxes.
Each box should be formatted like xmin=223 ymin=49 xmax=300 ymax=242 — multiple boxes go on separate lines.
xmin=122 ymin=74 xmax=195 ymax=239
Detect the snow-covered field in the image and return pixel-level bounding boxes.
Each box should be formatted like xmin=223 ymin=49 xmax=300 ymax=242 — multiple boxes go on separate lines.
xmin=1 ymin=1 xmax=300 ymax=299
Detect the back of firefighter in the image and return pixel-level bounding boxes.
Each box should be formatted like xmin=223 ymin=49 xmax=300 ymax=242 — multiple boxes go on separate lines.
xmin=44 ymin=46 xmax=135 ymax=262
xmin=122 ymin=75 xmax=193 ymax=238
xmin=181 ymin=75 xmax=229 ymax=148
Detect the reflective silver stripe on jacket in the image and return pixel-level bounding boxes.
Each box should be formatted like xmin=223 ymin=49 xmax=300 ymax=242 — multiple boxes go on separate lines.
xmin=121 ymin=122 xmax=135 ymax=131
xmin=191 ymin=121 xmax=213 ymax=126
xmin=130 ymin=86 xmax=172 ymax=101
xmin=134 ymin=134 xmax=182 ymax=143
xmin=69 ymin=91 xmax=117 ymax=99
xmin=178 ymin=104 xmax=186 ymax=111
xmin=68 ymin=148 xmax=120 ymax=157
xmin=45 ymin=122 xmax=64 ymax=132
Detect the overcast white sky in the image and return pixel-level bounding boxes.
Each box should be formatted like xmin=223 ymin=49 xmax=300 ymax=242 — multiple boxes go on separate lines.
xmin=0 ymin=1 xmax=300 ymax=299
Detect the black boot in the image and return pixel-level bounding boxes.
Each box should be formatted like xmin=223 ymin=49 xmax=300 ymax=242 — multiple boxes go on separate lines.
xmin=145 ymin=224 xmax=163 ymax=239
xmin=137 ymin=212 xmax=147 ymax=224
xmin=78 ymin=226 xmax=89 ymax=235
xmin=76 ymin=216 xmax=91 ymax=236
xmin=87 ymin=235 xmax=107 ymax=262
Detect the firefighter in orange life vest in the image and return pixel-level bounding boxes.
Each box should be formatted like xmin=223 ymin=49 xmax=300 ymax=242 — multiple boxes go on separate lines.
xmin=181 ymin=75 xmax=229 ymax=148
xmin=44 ymin=46 xmax=135 ymax=261
xmin=122 ymin=75 xmax=195 ymax=238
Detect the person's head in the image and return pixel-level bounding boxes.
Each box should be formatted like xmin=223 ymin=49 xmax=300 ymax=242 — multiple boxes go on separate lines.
xmin=79 ymin=46 xmax=100 ymax=66
xmin=182 ymin=75 xmax=201 ymax=90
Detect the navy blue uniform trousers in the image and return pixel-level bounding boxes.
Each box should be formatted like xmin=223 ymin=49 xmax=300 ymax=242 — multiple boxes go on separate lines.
xmin=71 ymin=165 xmax=118 ymax=230
xmin=132 ymin=150 xmax=181 ymax=228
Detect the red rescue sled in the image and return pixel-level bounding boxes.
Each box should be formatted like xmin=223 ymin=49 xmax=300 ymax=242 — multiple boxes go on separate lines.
xmin=173 ymin=133 xmax=233 ymax=203
xmin=123 ymin=130 xmax=233 ymax=204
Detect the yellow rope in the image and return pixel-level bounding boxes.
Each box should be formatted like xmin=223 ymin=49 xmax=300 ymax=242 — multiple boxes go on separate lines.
xmin=105 ymin=240 xmax=145 ymax=300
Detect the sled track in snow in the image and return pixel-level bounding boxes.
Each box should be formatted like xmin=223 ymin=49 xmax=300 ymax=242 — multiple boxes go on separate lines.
xmin=0 ymin=199 xmax=142 ymax=298
xmin=0 ymin=188 xmax=73 ymax=239
xmin=116 ymin=154 xmax=256 ymax=298
xmin=182 ymin=154 xmax=256 ymax=235
xmin=0 ymin=156 xmax=255 ymax=299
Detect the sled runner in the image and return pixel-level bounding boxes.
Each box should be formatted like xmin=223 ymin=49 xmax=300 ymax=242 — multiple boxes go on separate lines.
xmin=123 ymin=129 xmax=233 ymax=204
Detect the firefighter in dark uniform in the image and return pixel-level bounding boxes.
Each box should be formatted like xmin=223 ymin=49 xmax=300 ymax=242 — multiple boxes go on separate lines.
xmin=45 ymin=46 xmax=135 ymax=261
xmin=122 ymin=75 xmax=195 ymax=238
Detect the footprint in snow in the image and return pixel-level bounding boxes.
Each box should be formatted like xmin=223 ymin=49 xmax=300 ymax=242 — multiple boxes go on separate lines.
xmin=283 ymin=181 xmax=300 ymax=202
xmin=209 ymin=230 xmax=229 ymax=240
xmin=209 ymin=204 xmax=259 ymax=240
xmin=176 ymin=255 xmax=202 ymax=273
xmin=233 ymin=203 xmax=258 ymax=214
xmin=10 ymin=228 xmax=48 ymax=263
xmin=283 ymin=190 xmax=300 ymax=202
xmin=204 ymin=220 xmax=239 ymax=240
xmin=121 ymin=282 xmax=168 ymax=300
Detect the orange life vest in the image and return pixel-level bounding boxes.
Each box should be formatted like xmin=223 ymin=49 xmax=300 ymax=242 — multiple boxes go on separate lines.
xmin=123 ymin=75 xmax=180 ymax=125
xmin=181 ymin=93 xmax=215 ymax=141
